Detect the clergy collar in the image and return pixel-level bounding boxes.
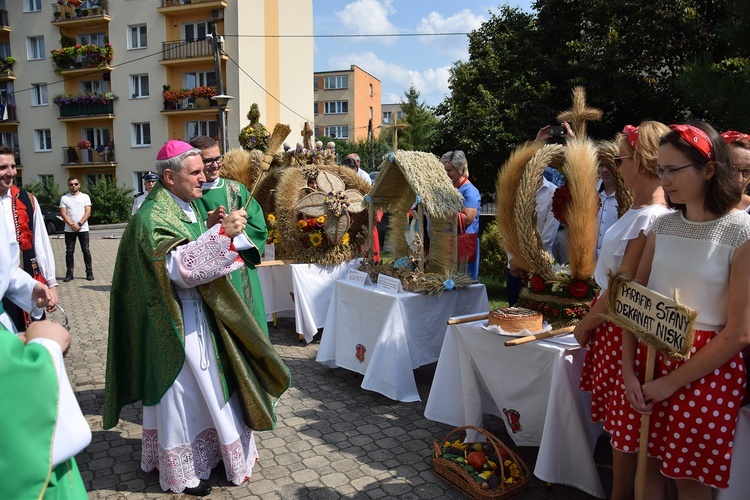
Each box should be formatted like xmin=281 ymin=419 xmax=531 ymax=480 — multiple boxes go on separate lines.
xmin=201 ymin=178 xmax=224 ymax=190
xmin=166 ymin=190 xmax=198 ymax=221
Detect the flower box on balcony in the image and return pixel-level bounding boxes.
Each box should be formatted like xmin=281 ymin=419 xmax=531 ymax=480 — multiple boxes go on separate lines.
xmin=51 ymin=43 xmax=113 ymax=73
xmin=53 ymin=92 xmax=117 ymax=117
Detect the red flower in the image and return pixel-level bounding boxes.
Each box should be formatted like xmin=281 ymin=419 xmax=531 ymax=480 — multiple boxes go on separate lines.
xmin=530 ymin=275 xmax=546 ymax=293
xmin=551 ymin=184 xmax=572 ymax=226
xmin=569 ymin=280 xmax=589 ymax=298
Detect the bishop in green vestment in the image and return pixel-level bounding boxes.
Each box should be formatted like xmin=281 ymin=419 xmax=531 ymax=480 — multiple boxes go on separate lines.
xmin=190 ymin=136 xmax=269 ymax=335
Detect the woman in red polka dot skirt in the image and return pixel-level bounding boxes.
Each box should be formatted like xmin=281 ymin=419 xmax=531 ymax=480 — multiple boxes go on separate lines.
xmin=574 ymin=121 xmax=671 ymax=499
xmin=613 ymin=121 xmax=750 ymax=499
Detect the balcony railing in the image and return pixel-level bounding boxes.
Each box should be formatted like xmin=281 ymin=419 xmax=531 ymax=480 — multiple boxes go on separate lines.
xmin=52 ymin=1 xmax=107 ymax=21
xmin=62 ymin=147 xmax=115 ymax=165
xmin=58 ymin=101 xmax=114 ymax=118
xmin=161 ymin=0 xmax=223 ymax=6
xmin=0 ymin=104 xmax=17 ymax=122
xmin=51 ymin=44 xmax=113 ymax=73
xmin=162 ymin=39 xmax=212 ymax=60
xmin=0 ymin=9 xmax=9 ymax=29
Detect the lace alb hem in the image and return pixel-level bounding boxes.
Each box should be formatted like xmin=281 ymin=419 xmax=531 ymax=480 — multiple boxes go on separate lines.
xmin=141 ymin=425 xmax=257 ymax=493
xmin=176 ymin=224 xmax=244 ymax=287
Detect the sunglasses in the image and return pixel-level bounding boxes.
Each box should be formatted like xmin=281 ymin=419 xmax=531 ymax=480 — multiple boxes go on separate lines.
xmin=613 ymin=155 xmax=633 ymax=168
xmin=202 ymin=155 xmax=224 ymax=166
xmin=69 ymin=182 xmax=79 ymax=186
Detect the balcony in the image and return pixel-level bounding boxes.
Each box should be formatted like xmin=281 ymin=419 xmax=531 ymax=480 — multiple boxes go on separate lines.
xmin=51 ymin=44 xmax=113 ymax=74
xmin=161 ymin=39 xmax=225 ymax=65
xmin=1 ymin=9 xmax=9 ymax=31
xmin=54 ymin=92 xmax=117 ymax=120
xmin=52 ymin=2 xmax=110 ymax=27
xmin=157 ymin=0 xmax=227 ymax=14
xmin=0 ymin=56 xmax=14 ymax=80
xmin=0 ymin=104 xmax=17 ymax=123
xmin=62 ymin=146 xmax=116 ymax=166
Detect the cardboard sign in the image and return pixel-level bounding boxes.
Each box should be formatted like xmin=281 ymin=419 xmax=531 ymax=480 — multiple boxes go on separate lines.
xmin=377 ymin=273 xmax=403 ymax=294
xmin=604 ymin=272 xmax=696 ymax=359
xmin=346 ymin=269 xmax=371 ymax=287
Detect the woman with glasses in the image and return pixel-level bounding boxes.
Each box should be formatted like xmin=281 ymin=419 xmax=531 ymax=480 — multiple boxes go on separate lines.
xmin=722 ymin=130 xmax=750 ymax=212
xmin=574 ymin=121 xmax=671 ymax=500
xmin=441 ymin=150 xmax=481 ymax=279
xmin=613 ymin=121 xmax=750 ymax=498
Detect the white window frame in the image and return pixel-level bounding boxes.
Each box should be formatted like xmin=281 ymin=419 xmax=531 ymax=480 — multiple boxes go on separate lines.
xmin=31 ymin=83 xmax=48 ymax=106
xmin=185 ymin=120 xmax=218 ymax=141
xmin=183 ymin=21 xmax=216 ymax=42
xmin=324 ymin=126 xmax=348 ymax=140
xmin=383 ymin=111 xmax=392 ymax=124
xmin=80 ymin=80 xmax=108 ymax=94
xmin=77 ymin=33 xmax=107 ymax=47
xmin=82 ymin=127 xmax=111 ymax=149
xmin=1 ymin=132 xmax=19 ymax=150
xmin=132 ymin=122 xmax=151 ymax=147
xmin=128 ymin=25 xmax=147 ymax=50
xmin=24 ymin=0 xmax=42 ymax=12
xmin=34 ymin=129 xmax=52 ymax=152
xmin=130 ymin=74 xmax=149 ymax=98
xmin=183 ymin=71 xmax=216 ymax=89
xmin=27 ymin=37 xmax=45 ymax=61
xmin=324 ymin=101 xmax=348 ymax=114
xmin=324 ymin=76 xmax=348 ymax=90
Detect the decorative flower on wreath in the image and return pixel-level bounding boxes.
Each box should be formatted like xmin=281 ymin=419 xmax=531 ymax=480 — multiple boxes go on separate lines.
xmin=294 ymin=170 xmax=365 ymax=244
xmin=266 ymin=213 xmax=279 ymax=244
xmin=569 ymin=279 xmax=590 ymax=299
xmin=529 ymin=275 xmax=546 ymax=293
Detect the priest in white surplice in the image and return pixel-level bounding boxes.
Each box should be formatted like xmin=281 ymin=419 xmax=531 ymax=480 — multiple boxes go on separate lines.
xmin=103 ymin=140 xmax=291 ymax=496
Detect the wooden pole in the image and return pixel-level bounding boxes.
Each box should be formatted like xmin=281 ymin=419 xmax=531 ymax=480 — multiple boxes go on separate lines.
xmin=635 ymin=347 xmax=656 ymax=500
xmin=504 ymin=326 xmax=575 ymax=346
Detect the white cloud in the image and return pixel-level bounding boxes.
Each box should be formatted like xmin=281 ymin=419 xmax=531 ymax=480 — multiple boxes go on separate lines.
xmin=416 ymin=9 xmax=486 ymax=59
xmin=327 ymin=51 xmax=451 ymax=105
xmin=335 ymin=0 xmax=398 ymax=36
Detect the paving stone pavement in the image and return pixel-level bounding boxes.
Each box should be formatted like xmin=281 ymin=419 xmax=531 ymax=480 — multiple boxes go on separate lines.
xmin=47 ymin=231 xmax=611 ymax=499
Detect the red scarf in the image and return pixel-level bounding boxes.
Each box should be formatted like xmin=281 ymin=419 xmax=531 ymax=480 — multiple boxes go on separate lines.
xmin=10 ymin=185 xmax=34 ymax=251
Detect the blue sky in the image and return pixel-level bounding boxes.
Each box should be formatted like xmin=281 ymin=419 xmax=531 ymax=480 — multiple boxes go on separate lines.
xmin=313 ymin=1 xmax=535 ymax=108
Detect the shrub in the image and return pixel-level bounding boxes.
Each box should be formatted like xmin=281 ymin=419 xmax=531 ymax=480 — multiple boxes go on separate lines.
xmin=479 ymin=221 xmax=507 ymax=282
xmin=85 ymin=178 xmax=133 ymax=224
xmin=24 ymin=178 xmax=63 ymax=207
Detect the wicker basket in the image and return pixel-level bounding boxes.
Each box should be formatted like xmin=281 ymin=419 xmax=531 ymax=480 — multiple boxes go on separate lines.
xmin=432 ymin=425 xmax=530 ymax=499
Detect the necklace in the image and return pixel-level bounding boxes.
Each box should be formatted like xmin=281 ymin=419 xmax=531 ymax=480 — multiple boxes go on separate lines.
xmin=455 ymin=177 xmax=469 ymax=189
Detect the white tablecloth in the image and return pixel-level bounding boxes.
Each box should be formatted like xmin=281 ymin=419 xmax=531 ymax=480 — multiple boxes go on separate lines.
xmin=316 ymin=282 xmax=489 ymax=402
xmin=257 ymin=260 xmax=361 ymax=342
xmin=424 ymin=320 xmax=606 ymax=498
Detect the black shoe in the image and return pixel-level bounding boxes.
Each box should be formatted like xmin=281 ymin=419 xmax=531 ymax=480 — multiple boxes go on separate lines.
xmin=63 ymin=275 xmax=74 ymax=282
xmin=183 ymin=480 xmax=212 ymax=497
xmin=86 ymin=274 xmax=94 ymax=281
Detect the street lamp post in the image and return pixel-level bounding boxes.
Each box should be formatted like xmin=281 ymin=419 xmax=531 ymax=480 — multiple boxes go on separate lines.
xmin=211 ymin=94 xmax=234 ymax=154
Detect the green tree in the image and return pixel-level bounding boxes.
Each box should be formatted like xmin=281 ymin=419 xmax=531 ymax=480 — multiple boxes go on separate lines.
xmin=318 ymin=135 xmax=391 ymax=173
xmin=24 ymin=177 xmax=63 ymax=206
xmin=398 ymin=85 xmax=438 ymax=151
xmin=86 ymin=178 xmax=133 ymax=224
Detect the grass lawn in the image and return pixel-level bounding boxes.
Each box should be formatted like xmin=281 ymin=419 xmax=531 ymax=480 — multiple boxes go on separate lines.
xmin=479 ymin=274 xmax=509 ymax=310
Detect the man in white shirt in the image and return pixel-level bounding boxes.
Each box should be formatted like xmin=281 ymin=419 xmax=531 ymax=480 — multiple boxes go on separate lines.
xmin=0 ymin=146 xmax=59 ymax=331
xmin=59 ymin=176 xmax=93 ymax=281
xmin=596 ymin=166 xmax=618 ymax=258
xmin=346 ymin=153 xmax=372 ymax=186
xmin=131 ymin=172 xmax=158 ymax=215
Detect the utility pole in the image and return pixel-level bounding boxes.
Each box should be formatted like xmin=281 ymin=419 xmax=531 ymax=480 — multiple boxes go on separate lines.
xmin=208 ymin=27 xmax=229 ymax=153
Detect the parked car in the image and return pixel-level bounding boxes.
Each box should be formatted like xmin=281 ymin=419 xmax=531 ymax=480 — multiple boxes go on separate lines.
xmin=41 ymin=204 xmax=66 ymax=235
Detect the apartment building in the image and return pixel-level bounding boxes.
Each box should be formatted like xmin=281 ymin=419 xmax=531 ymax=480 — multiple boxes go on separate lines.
xmin=2 ymin=0 xmax=312 ymax=193
xmin=381 ymin=103 xmax=403 ymax=126
xmin=313 ymin=65 xmax=381 ymax=143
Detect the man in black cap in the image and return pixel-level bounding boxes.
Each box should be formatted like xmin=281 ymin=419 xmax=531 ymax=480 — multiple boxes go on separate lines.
xmin=131 ymin=172 xmax=158 ymax=215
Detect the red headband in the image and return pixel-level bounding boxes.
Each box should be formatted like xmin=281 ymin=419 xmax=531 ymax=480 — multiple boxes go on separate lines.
xmin=623 ymin=125 xmax=639 ymax=150
xmin=721 ymin=130 xmax=749 ymax=144
xmin=669 ymin=124 xmax=714 ymax=160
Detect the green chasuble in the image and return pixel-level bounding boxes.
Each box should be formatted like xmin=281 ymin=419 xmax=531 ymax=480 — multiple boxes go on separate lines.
xmin=103 ymin=183 xmax=290 ymax=431
xmin=194 ymin=178 xmax=269 ymax=335
xmin=0 ymin=327 xmax=88 ymax=499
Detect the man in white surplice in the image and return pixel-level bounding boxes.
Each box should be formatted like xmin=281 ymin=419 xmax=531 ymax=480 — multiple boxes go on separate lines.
xmin=103 ymin=140 xmax=290 ymax=496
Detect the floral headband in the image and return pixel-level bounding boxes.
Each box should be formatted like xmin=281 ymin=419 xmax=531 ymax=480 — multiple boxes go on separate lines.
xmin=622 ymin=125 xmax=639 ymax=150
xmin=721 ymin=130 xmax=749 ymax=144
xmin=669 ymin=124 xmax=714 ymax=160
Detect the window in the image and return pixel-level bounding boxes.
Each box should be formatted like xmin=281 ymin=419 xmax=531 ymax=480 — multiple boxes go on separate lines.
xmin=24 ymin=0 xmax=41 ymax=12
xmin=77 ymin=33 xmax=107 ymax=47
xmin=38 ymin=174 xmax=54 ymax=184
xmin=369 ymin=84 xmax=373 ymax=97
xmin=31 ymin=84 xmax=48 ymax=106
xmin=0 ymin=81 xmax=16 ymax=106
xmin=314 ymin=102 xmax=318 ymax=116
xmin=82 ymin=127 xmax=111 ymax=149
xmin=80 ymin=80 xmax=108 ymax=94
xmin=0 ymin=43 xmax=11 ymax=59
xmin=184 ymin=21 xmax=216 ymax=42
xmin=369 ymin=106 xmax=373 ymax=119
xmin=382 ymin=111 xmax=392 ymax=124
xmin=323 ymin=76 xmax=348 ymax=90
xmin=185 ymin=120 xmax=218 ymax=141
xmin=183 ymin=71 xmax=216 ymax=89
xmin=1 ymin=132 xmax=19 ymax=150
xmin=132 ymin=123 xmax=151 ymax=147
xmin=324 ymin=101 xmax=348 ymax=114
xmin=130 ymin=74 xmax=149 ymax=98
xmin=34 ymin=129 xmax=52 ymax=152
xmin=324 ymin=126 xmax=348 ymax=140
xmin=313 ymin=78 xmax=318 ymax=91
xmin=27 ymin=37 xmax=45 ymax=60
xmin=128 ymin=25 xmax=147 ymax=49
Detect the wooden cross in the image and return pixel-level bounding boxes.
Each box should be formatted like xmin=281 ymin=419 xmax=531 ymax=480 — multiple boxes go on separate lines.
xmin=301 ymin=122 xmax=314 ymax=150
xmin=384 ymin=114 xmax=408 ymax=151
xmin=556 ymin=86 xmax=602 ymax=138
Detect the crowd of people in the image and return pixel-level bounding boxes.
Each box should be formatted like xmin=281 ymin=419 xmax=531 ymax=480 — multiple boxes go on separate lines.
xmin=2 ymin=116 xmax=750 ymax=498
